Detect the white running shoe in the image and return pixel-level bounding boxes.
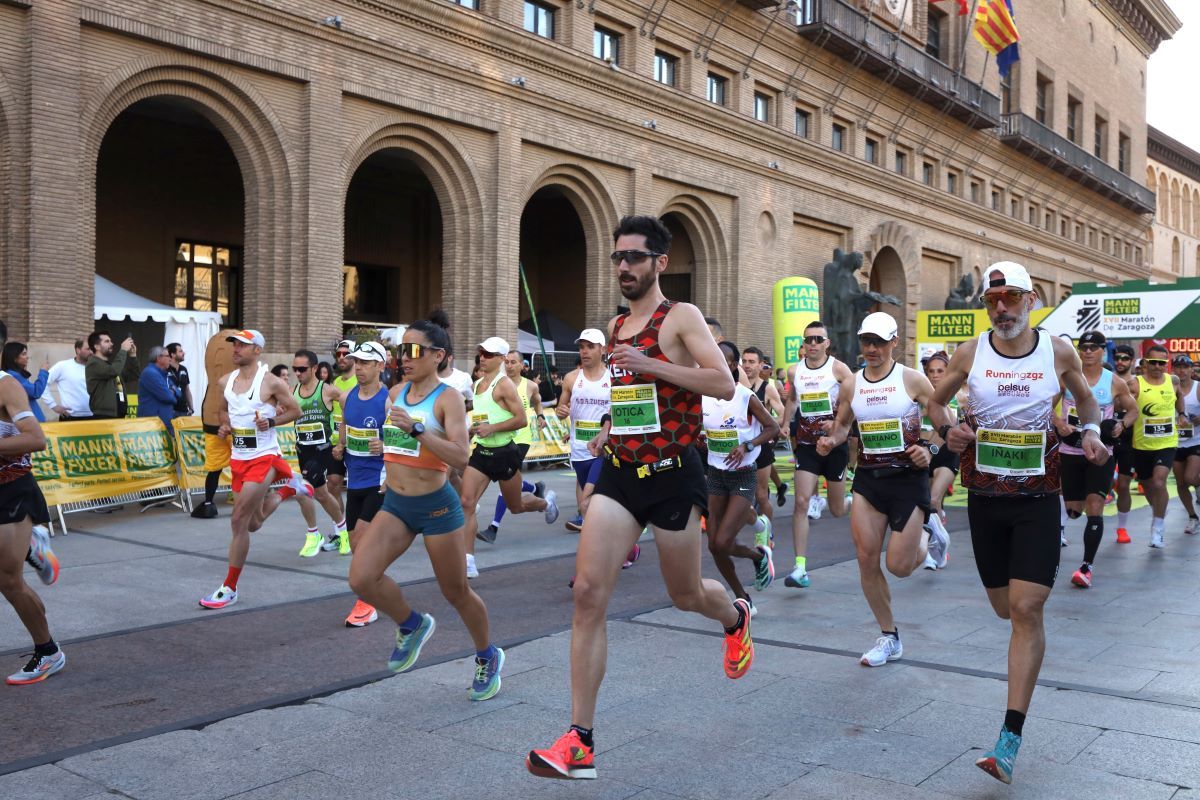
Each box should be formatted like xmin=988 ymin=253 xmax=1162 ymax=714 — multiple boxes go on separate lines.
xmin=926 ymin=520 xmax=949 ymax=569
xmin=807 ymin=496 xmax=821 ymax=519
xmin=1150 ymin=530 xmax=1165 ymax=549
xmin=860 ymin=634 xmax=902 ymax=667
xmin=199 ymin=584 xmax=238 ymax=609
xmin=26 ymin=525 xmax=59 ymax=585
xmin=1060 ymin=531 xmax=1069 ymax=547
xmin=466 ymin=554 xmax=479 ymax=579
xmin=1185 ymin=518 xmax=1199 ymax=536
xmin=922 ymin=553 xmax=938 ymax=571
xmin=543 ymin=489 xmax=559 ymax=524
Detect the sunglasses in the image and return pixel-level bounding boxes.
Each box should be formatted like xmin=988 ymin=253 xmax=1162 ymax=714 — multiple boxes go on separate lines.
xmin=1078 ymin=344 xmax=1103 ymax=352
xmin=477 ymin=350 xmax=502 ymax=359
xmin=858 ymin=336 xmax=888 ymax=348
xmin=1144 ymin=358 xmax=1168 ymax=366
xmin=335 ymin=350 xmax=350 ymax=357
xmin=292 ymin=365 xmax=310 ymax=373
xmin=803 ymin=335 xmax=827 ymax=345
xmin=982 ymin=289 xmax=1028 ymax=308
xmin=400 ymin=343 xmax=441 ymax=359
xmin=609 ymin=249 xmax=662 ymax=266
xmin=1114 ymin=355 xmax=1132 ymax=362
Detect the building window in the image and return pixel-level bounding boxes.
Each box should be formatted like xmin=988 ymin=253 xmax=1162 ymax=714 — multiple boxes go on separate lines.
xmin=1000 ymin=72 xmax=1014 ymax=115
xmin=1094 ymin=116 xmax=1108 ymax=159
xmin=991 ymin=189 xmax=1001 ymax=211
xmin=175 ymin=241 xmax=241 ymax=324
xmin=865 ymin=137 xmax=879 ymax=165
xmin=895 ymin=149 xmax=907 ymax=175
xmin=923 ymin=162 xmax=934 ymax=186
xmin=654 ymin=51 xmax=678 ymax=86
xmin=706 ymin=73 xmax=727 ymax=106
xmin=795 ymin=108 xmax=811 ymax=138
xmin=524 ymin=1 xmax=555 ymax=38
xmin=450 ymin=0 xmax=478 ymax=7
xmin=947 ymin=172 xmax=958 ymax=194
xmin=971 ymin=181 xmax=981 ymax=204
xmin=1028 ymin=204 xmax=1038 ymax=226
xmin=754 ymin=93 xmax=771 ymax=123
xmin=1067 ymin=96 xmax=1081 ymax=144
xmin=1035 ymin=73 xmax=1052 ymax=125
xmin=1010 ymin=197 xmax=1020 ymax=218
xmin=831 ymin=123 xmax=846 ymax=152
xmin=593 ymin=26 xmax=620 ymax=64
xmin=342 ymin=264 xmax=393 ymax=322
xmin=1060 ymin=217 xmax=1069 ymax=237
xmin=1118 ymin=133 xmax=1131 ymax=174
xmin=926 ymin=10 xmax=944 ymax=60
xmin=1045 ymin=211 xmax=1054 ymax=232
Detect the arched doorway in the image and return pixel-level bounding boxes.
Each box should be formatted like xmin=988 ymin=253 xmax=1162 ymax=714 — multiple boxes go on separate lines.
xmin=343 ymin=149 xmax=442 ymax=328
xmin=869 ymin=246 xmax=906 ymax=343
xmin=660 ymin=212 xmax=696 ymax=304
xmin=519 ymin=186 xmax=587 ymax=340
xmin=95 ymin=97 xmax=245 ymax=323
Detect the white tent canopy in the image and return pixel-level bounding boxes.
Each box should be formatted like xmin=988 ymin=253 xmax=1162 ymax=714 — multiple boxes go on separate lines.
xmin=94 ymin=276 xmax=222 ymax=413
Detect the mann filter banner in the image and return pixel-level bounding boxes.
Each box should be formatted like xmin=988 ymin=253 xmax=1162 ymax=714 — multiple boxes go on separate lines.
xmin=31 ymin=418 xmax=178 ymax=506
xmin=1039 ymin=279 xmax=1200 ymax=340
xmin=773 ymin=278 xmax=821 ymax=367
xmin=173 ymin=416 xmax=301 ymax=491
xmin=525 ymin=415 xmax=570 ymax=462
xmin=915 ymin=307 xmax=1051 ymax=366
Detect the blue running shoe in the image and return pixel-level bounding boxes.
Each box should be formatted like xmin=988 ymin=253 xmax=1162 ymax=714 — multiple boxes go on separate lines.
xmin=975 ymin=727 xmax=1021 ymax=784
xmin=387 ymin=614 xmax=436 ymax=673
xmin=468 ymin=646 xmax=506 ymax=701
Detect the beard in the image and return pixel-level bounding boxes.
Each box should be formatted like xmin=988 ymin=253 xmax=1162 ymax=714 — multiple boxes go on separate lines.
xmin=619 ymin=271 xmax=656 ymax=301
xmin=992 ymin=304 xmax=1030 ymax=341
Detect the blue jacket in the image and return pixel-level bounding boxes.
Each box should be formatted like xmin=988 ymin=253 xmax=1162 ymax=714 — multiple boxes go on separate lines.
xmin=137 ymin=364 xmax=181 ymax=429
xmin=5 ymin=368 xmax=49 ymax=422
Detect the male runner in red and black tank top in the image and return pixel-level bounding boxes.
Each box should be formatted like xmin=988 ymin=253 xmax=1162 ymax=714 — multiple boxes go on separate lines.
xmin=526 ymin=215 xmax=754 ymax=781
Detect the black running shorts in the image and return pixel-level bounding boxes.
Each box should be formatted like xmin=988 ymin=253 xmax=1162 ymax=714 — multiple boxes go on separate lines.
xmin=794 ymin=442 xmax=849 ymax=483
xmin=707 ymin=466 xmax=757 ymax=501
xmin=468 ymin=442 xmax=524 ymax=483
xmin=593 ymin=446 xmax=707 ymax=531
xmin=1114 ymin=432 xmax=1134 ymax=477
xmin=297 ymin=443 xmax=337 ymax=489
xmin=345 ymin=486 xmax=384 ymax=530
xmin=1060 ymin=453 xmax=1115 ymax=502
xmin=967 ymin=493 xmax=1060 ymax=589
xmin=851 ymin=467 xmax=930 ymax=532
xmin=928 ymin=446 xmax=960 ymax=476
xmin=0 ymin=473 xmax=50 ymax=526
xmin=1174 ymin=443 xmax=1200 ymax=463
xmin=754 ymin=443 xmax=776 ymax=469
xmin=1132 ymin=448 xmax=1175 ymax=482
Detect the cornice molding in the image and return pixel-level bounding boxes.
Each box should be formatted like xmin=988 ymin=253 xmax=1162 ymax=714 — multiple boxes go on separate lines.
xmin=1101 ymin=0 xmax=1182 ymax=55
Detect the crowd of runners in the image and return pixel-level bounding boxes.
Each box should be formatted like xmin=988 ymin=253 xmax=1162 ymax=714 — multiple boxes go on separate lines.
xmin=4 ymin=214 xmax=1199 ymax=786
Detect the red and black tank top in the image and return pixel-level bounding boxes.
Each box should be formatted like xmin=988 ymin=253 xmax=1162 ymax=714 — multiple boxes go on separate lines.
xmin=607 ymin=300 xmax=702 ymax=464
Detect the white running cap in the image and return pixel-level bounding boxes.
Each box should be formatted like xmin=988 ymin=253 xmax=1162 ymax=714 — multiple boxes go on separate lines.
xmin=347 ymin=341 xmax=387 ymax=362
xmin=576 ymin=328 xmax=606 ymax=346
xmin=479 ymin=336 xmax=510 ymax=356
xmin=857 ymin=312 xmax=898 ymax=341
xmin=226 ymin=329 xmax=265 ymax=347
xmin=985 ymin=261 xmax=1033 ymax=292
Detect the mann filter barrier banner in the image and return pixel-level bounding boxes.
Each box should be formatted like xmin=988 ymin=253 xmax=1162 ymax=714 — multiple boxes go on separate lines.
xmin=524 ymin=414 xmax=570 ymax=462
xmin=173 ymin=416 xmax=300 ymax=491
xmin=773 ymin=278 xmax=821 ymax=367
xmin=31 ymin=418 xmax=178 ymax=506
xmin=915 ymin=307 xmax=1051 ymax=367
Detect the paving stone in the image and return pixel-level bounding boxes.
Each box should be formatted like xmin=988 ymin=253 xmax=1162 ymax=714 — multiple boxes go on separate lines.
xmin=1136 ymin=670 xmax=1200 ymax=705
xmin=920 ymin=749 xmax=1178 ymax=799
xmin=0 ymin=764 xmax=107 ymax=800
xmin=738 ymin=674 xmax=939 ymax=729
xmin=1091 ymin=642 xmax=1200 ymax=674
xmin=1033 ymin=686 xmax=1200 ymax=744
xmin=223 ymin=770 xmax=387 ymax=800
xmin=198 ymin=702 xmax=360 ymax=749
xmin=1071 ymin=729 xmax=1200 ymax=787
xmin=435 ymin=700 xmax=654 ymax=756
xmin=765 ymin=766 xmax=963 ymax=799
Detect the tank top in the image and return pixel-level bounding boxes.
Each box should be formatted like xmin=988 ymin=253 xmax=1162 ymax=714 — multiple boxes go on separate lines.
xmin=293 ymin=381 xmax=333 ymax=448
xmin=961 ymin=330 xmax=1060 ymax=496
xmin=849 ymin=362 xmax=922 ymax=470
xmin=607 ymin=300 xmax=702 ymax=464
xmin=792 ymin=357 xmax=839 ymax=447
xmin=569 ymin=369 xmax=610 ymax=462
xmin=472 ymin=372 xmax=516 ymax=447
xmin=514 ymin=377 xmax=534 ymax=446
xmin=223 ymin=364 xmax=280 ymax=460
xmin=1061 ymin=369 xmax=1114 ymax=456
xmin=1180 ymin=380 xmax=1200 ymax=446
xmin=384 ymin=382 xmax=450 ymax=473
xmin=330 ymin=372 xmax=357 ymax=442
xmin=0 ymin=373 xmax=32 ymax=484
xmin=342 ymin=384 xmax=389 ymax=490
xmin=703 ymin=384 xmax=761 ymax=470
xmin=1132 ymin=375 xmax=1179 ymax=451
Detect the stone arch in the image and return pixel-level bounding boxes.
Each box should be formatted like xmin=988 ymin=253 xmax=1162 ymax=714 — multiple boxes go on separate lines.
xmin=1173 ymin=236 xmax=1181 ymax=273
xmin=1194 ymin=188 xmax=1200 ymax=235
xmin=83 ymin=55 xmax=295 ymax=339
xmin=343 ymin=116 xmax=486 ymax=349
xmin=1159 ymin=171 xmax=1170 ymax=225
xmin=1184 ymin=182 xmax=1194 ymax=236
xmin=659 ymin=193 xmax=729 ymax=321
xmin=1032 ymin=281 xmax=1051 ymax=307
xmin=1171 ymin=178 xmax=1181 ymax=229
xmin=866 ymin=221 xmax=921 ymax=357
xmin=1147 ymin=228 xmax=1154 ymax=264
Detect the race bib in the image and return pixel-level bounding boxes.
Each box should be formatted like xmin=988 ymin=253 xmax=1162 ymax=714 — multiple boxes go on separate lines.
xmin=231 ymin=427 xmax=258 ymax=453
xmin=346 ymin=425 xmax=378 ymax=456
xmin=296 ymin=422 xmax=327 ymax=446
xmin=610 ymin=384 xmax=661 ymax=435
xmin=1180 ymin=422 xmax=1194 ymax=441
xmin=859 ymin=418 xmax=904 ymax=455
xmin=382 ymin=414 xmax=424 ymax=457
xmin=1143 ymin=417 xmax=1174 ymax=438
xmin=706 ymin=427 xmax=739 ymax=454
xmin=331 ymin=413 xmax=342 ymax=437
xmin=573 ymin=419 xmax=602 ymax=443
xmin=976 ymin=428 xmax=1046 ymax=477
xmin=470 ymin=411 xmax=489 ymax=429
xmin=799 ymin=391 xmax=832 ymax=417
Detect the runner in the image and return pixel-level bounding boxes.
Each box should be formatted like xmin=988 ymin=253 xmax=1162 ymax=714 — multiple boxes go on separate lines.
xmin=1172 ymin=355 xmax=1200 ymax=535
xmin=199 ymin=330 xmax=311 ymax=610
xmin=920 ymin=351 xmax=960 ymax=570
xmin=347 ymin=316 xmax=503 ymax=700
xmin=431 ymin=309 xmax=473 ymax=497
xmin=1050 ymin=331 xmax=1135 ymax=588
xmin=1128 ymin=344 xmax=1183 ymax=548
xmin=741 ymin=346 xmax=785 ymax=546
xmin=291 ymin=349 xmax=350 ymax=558
xmin=816 ymin=312 xmax=945 ymax=667
xmin=556 ymin=329 xmax=610 ymax=533
xmin=705 ymin=340 xmax=780 ymax=615
xmin=780 ymin=320 xmax=854 ymax=588
xmin=929 ymin=262 xmax=1108 ymax=784
xmin=476 ymin=349 xmax=552 ymax=543
xmin=1 ymin=318 xmax=64 ymax=685
xmin=325 ymin=339 xmax=356 ymax=509
xmin=1111 ymin=344 xmax=1139 ymax=543
xmin=460 ymin=336 xmax=556 ymax=578
xmin=527 ymin=215 xmax=752 ymax=781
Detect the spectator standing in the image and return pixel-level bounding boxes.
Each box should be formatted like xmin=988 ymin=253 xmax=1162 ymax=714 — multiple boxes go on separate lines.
xmin=85 ymin=330 xmax=138 ymax=419
xmin=46 ymin=339 xmax=93 ymax=421
xmin=1 ymin=342 xmax=50 ymax=422
xmin=137 ymin=346 xmax=182 ymax=429
xmin=270 ymin=364 xmax=290 ymax=383
xmin=167 ymin=342 xmax=193 ymax=416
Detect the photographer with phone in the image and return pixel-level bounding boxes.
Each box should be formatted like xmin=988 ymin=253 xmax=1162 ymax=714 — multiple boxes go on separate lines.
xmin=85 ymin=330 xmax=139 ymax=419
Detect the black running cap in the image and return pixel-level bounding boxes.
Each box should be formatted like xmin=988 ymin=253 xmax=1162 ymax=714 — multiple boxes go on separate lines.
xmin=1113 ymin=344 xmax=1135 ymax=356
xmin=1078 ymin=331 xmax=1106 ymax=347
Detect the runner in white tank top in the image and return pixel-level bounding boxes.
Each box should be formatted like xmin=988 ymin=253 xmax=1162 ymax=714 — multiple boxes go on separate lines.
xmin=1171 ymin=355 xmax=1200 ymax=535
xmin=554 ymin=330 xmax=612 ymax=533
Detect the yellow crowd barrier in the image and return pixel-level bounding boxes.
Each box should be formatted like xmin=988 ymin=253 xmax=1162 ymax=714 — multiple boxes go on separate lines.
xmin=31 ymin=418 xmax=178 ymax=507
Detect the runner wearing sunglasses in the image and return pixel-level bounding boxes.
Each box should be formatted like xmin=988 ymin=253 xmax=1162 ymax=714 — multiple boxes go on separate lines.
xmin=324 ymin=339 xmax=356 ymax=520
xmin=1129 ymin=345 xmax=1184 ymax=549
xmin=1111 ymin=344 xmax=1139 ymax=542
xmin=291 ymin=349 xmax=349 ymax=558
xmin=1171 ymin=355 xmax=1200 ymax=535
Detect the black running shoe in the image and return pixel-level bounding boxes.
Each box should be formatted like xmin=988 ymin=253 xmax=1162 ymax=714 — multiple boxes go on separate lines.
xmin=776 ymin=482 xmax=789 ymax=507
xmin=533 ymin=481 xmax=546 ymax=499
xmin=190 ymin=502 xmax=219 ymax=519
xmin=477 ymin=524 xmax=499 ymax=544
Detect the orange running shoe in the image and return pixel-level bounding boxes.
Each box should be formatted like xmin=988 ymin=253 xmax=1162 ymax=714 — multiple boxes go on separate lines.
xmin=526 ymin=728 xmax=596 ymax=780
xmin=723 ymin=597 xmax=754 ymax=679
xmin=1116 ymin=527 xmax=1131 ymax=544
xmin=345 ymin=599 xmax=378 ymax=627
xmin=1071 ymin=567 xmax=1092 ymax=588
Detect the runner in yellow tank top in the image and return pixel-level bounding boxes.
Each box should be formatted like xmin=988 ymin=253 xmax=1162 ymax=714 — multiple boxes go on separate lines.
xmin=1130 ymin=346 xmax=1184 ymax=548
xmin=327 ymin=339 xmax=357 ymax=501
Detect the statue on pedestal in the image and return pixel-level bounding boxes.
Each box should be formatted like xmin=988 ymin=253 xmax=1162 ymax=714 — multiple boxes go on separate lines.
xmin=945 ymin=274 xmax=984 ymax=310
xmin=822 ymin=248 xmax=901 ymax=366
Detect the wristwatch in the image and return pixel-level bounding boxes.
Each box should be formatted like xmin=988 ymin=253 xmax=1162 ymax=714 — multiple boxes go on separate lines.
xmin=937 ymin=424 xmax=952 ymax=441
xmin=927 ymin=442 xmax=940 ymax=455
xmin=410 ymin=422 xmax=426 ymax=437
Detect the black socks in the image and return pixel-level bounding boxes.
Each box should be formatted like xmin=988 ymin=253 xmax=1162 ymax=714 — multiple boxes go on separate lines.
xmin=204 ymin=470 xmax=221 ymax=504
xmin=1004 ymin=709 xmax=1026 ymax=737
xmin=1082 ymin=516 xmax=1103 ymax=566
xmin=883 ymin=628 xmax=899 ymax=641
xmin=724 ymin=604 xmax=746 ymax=635
xmin=570 ymin=725 xmax=594 ymax=749
xmin=34 ymin=639 xmax=59 ymax=657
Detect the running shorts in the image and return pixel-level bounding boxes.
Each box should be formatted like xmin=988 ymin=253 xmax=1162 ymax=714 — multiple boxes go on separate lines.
xmin=967 ymin=493 xmax=1060 ymax=589
xmin=230 ymin=454 xmax=291 ymax=493
xmin=852 ymin=467 xmax=930 ymax=532
xmin=0 ymin=473 xmax=50 ymax=526
xmin=1060 ymin=453 xmax=1115 ymax=502
xmin=345 ymin=486 xmax=384 ymax=530
xmin=297 ymin=443 xmax=337 ymax=489
xmin=1132 ymin=447 xmax=1175 ymax=482
xmin=468 ymin=442 xmax=524 ymax=482
xmin=204 ymin=433 xmax=231 ymax=473
xmin=754 ymin=443 xmax=776 ymax=469
xmin=928 ymin=446 xmax=960 ymax=476
xmin=572 ymin=457 xmax=602 ymax=489
xmin=1174 ymin=443 xmax=1200 ymax=463
xmin=517 ymin=442 xmax=531 ymax=461
xmin=379 ymin=482 xmax=464 ymax=536
xmin=593 ymin=445 xmax=707 ymax=531
xmin=1114 ymin=433 xmax=1134 ymax=477
xmin=794 ymin=441 xmax=849 ymax=483
xmin=707 ymin=466 xmax=757 ymax=501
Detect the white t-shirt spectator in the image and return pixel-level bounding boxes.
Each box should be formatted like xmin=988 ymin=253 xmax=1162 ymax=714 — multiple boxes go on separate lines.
xmin=47 ymin=358 xmax=92 ymax=418
xmin=440 ymin=368 xmax=474 ymax=402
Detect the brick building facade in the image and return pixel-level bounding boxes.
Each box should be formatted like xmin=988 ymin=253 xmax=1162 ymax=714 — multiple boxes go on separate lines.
xmin=0 ymin=0 xmax=1181 ymax=362
xmin=1147 ymin=126 xmax=1200 ymax=282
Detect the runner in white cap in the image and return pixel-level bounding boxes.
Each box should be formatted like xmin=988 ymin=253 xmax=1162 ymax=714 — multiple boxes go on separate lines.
xmin=557 ymin=329 xmax=611 ymax=532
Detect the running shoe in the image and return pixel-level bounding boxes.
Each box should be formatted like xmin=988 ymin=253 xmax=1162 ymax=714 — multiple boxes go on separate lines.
xmin=723 ymin=597 xmax=753 ymax=679
xmin=1150 ymin=530 xmax=1165 ymax=549
xmin=753 ymin=545 xmax=774 ymax=590
xmin=860 ymin=634 xmax=902 ymax=667
xmin=319 ymin=533 xmax=341 ymax=552
xmin=199 ymin=584 xmax=238 ymax=609
xmin=466 ymin=554 xmax=479 ymax=579
xmin=345 ymin=599 xmax=378 ymax=627
xmin=926 ymin=521 xmax=949 ymax=569
xmin=26 ymin=525 xmax=59 ymax=586
xmin=753 ymin=514 xmax=772 ymax=550
xmin=922 ymin=553 xmax=938 ymax=571
xmin=477 ymin=524 xmax=499 ymax=544
xmin=299 ymin=532 xmax=322 ymax=558
xmin=928 ymin=513 xmax=951 ymax=567
xmin=533 ymin=481 xmax=546 ymax=499
xmin=5 ymin=649 xmax=66 ymax=685
xmin=1116 ymin=527 xmax=1131 ymax=544
xmin=286 ymin=473 xmax=314 ymax=499
xmin=337 ymin=530 xmax=351 ymax=555
xmin=526 ymin=728 xmax=596 ymax=780
xmin=544 ymin=489 xmax=560 ymax=524
xmin=468 ymin=646 xmax=505 ymax=701
xmin=745 ymin=595 xmax=758 ymax=617
xmin=388 ymin=613 xmax=436 ymax=673
xmin=784 ymin=567 xmax=811 ymax=588
xmin=1071 ymin=566 xmax=1092 ymax=588
xmin=1060 ymin=530 xmax=1069 ymax=547
xmin=565 ymin=515 xmax=584 ymax=532
xmin=975 ymin=727 xmax=1021 ymax=785
xmin=776 ymin=481 xmax=789 ymax=507
xmin=807 ymin=496 xmax=822 ymax=520
xmin=1186 ymin=517 xmax=1200 ymax=536
xmin=622 ymin=543 xmax=641 ymax=569
xmin=190 ymin=501 xmax=218 ymax=519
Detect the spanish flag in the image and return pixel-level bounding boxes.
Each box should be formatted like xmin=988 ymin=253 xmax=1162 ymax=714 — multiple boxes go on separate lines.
xmin=974 ymin=0 xmax=1021 ymax=76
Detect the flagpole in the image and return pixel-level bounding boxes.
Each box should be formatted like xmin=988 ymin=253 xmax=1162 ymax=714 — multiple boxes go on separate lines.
xmin=954 ymin=0 xmax=982 ymax=87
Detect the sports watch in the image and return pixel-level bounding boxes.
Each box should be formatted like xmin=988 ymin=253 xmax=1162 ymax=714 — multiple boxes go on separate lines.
xmin=410 ymin=422 xmax=426 ymax=437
